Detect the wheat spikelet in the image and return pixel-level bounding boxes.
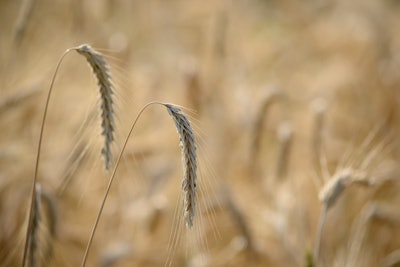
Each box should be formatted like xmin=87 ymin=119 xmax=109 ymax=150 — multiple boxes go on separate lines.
xmin=76 ymin=44 xmax=115 ymax=170
xmin=164 ymin=104 xmax=197 ymax=228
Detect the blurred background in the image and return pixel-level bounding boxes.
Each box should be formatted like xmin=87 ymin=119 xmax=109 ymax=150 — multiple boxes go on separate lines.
xmin=1 ymin=0 xmax=400 ymax=266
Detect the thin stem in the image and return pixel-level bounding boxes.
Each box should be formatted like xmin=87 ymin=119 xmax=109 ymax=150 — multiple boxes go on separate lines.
xmin=22 ymin=48 xmax=74 ymax=267
xmin=314 ymin=204 xmax=328 ymax=266
xmin=81 ymin=101 xmax=162 ymax=267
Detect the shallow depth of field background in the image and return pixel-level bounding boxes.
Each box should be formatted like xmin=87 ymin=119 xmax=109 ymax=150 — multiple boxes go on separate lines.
xmin=1 ymin=0 xmax=400 ymax=266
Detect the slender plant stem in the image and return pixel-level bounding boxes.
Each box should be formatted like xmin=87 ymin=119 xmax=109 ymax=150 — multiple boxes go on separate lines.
xmin=22 ymin=48 xmax=74 ymax=267
xmin=314 ymin=204 xmax=328 ymax=266
xmin=81 ymin=101 xmax=161 ymax=267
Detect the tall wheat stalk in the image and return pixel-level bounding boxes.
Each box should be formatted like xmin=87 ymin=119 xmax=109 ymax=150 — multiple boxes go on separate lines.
xmin=81 ymin=102 xmax=198 ymax=266
xmin=22 ymin=44 xmax=115 ymax=267
xmin=249 ymin=87 xmax=281 ymax=175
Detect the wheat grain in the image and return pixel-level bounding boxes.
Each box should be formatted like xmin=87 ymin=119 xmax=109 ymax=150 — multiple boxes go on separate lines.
xmin=76 ymin=44 xmax=115 ymax=171
xmin=164 ymin=104 xmax=197 ymax=228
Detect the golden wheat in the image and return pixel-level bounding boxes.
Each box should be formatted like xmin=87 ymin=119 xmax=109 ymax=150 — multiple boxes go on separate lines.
xmin=76 ymin=44 xmax=115 ymax=171
xmin=164 ymin=104 xmax=197 ymax=228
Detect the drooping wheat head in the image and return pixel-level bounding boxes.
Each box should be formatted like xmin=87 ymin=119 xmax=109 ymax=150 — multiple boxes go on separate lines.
xmin=314 ymin=168 xmax=375 ymax=264
xmin=164 ymin=104 xmax=197 ymax=228
xmin=76 ymin=44 xmax=115 ymax=171
xmin=319 ymin=169 xmax=374 ymax=210
xmin=26 ymin=184 xmax=56 ymax=267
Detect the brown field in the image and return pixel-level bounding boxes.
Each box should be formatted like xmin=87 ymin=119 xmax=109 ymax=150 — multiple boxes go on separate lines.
xmin=1 ymin=0 xmax=400 ymax=266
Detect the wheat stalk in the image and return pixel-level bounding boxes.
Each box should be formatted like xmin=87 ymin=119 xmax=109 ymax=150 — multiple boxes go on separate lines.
xmin=23 ymin=44 xmax=115 ymax=267
xmin=347 ymin=203 xmax=400 ymax=265
xmin=22 ymin=48 xmax=71 ymax=267
xmin=249 ymin=86 xmax=281 ymax=175
xmin=310 ymin=97 xmax=327 ymax=178
xmin=164 ymin=104 xmax=197 ymax=228
xmin=26 ymin=184 xmax=41 ymax=267
xmin=76 ymin=44 xmax=115 ymax=171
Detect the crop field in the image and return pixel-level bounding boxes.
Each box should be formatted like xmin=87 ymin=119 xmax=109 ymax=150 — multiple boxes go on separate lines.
xmin=1 ymin=0 xmax=400 ymax=266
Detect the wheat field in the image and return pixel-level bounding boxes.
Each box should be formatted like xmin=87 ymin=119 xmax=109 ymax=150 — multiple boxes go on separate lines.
xmin=1 ymin=0 xmax=400 ymax=266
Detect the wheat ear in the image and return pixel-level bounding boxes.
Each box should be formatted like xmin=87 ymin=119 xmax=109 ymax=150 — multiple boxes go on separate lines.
xmin=76 ymin=44 xmax=115 ymax=171
xmin=164 ymin=104 xmax=197 ymax=228
xmin=26 ymin=184 xmax=56 ymax=267
xmin=314 ymin=169 xmax=374 ymax=264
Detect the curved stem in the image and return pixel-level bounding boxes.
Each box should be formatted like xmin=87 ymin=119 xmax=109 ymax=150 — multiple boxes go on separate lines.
xmin=81 ymin=101 xmax=162 ymax=267
xmin=21 ymin=48 xmax=74 ymax=267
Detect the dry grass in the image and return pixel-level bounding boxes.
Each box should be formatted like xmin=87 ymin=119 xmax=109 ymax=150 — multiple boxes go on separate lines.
xmin=2 ymin=1 xmax=400 ymax=267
